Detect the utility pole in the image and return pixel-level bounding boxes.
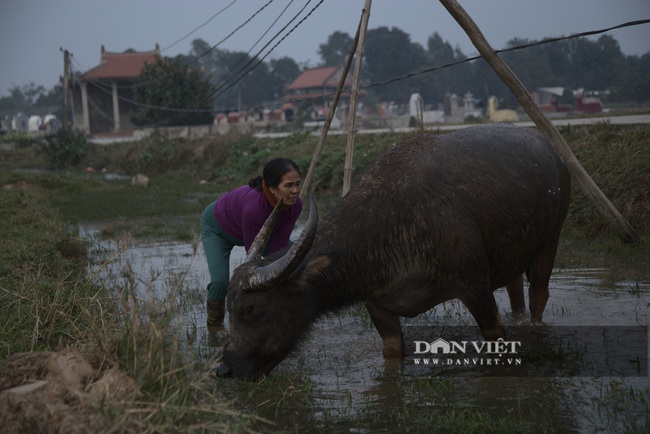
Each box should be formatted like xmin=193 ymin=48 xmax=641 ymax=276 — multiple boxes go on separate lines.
xmin=61 ymin=48 xmax=70 ymax=128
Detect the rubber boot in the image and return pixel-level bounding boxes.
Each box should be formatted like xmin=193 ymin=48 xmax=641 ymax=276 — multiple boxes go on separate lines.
xmin=206 ymin=300 xmax=226 ymax=347
xmin=207 ymin=299 xmax=225 ymax=330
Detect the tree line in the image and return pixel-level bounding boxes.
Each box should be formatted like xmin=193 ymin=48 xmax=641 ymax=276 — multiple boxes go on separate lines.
xmin=2 ymin=26 xmax=648 ymax=126
xmin=173 ymin=28 xmax=650 ymax=117
xmin=337 ymin=27 xmax=649 ymax=110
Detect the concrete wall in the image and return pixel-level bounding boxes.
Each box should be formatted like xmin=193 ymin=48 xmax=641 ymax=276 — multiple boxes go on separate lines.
xmin=133 ymin=122 xmax=260 ymax=140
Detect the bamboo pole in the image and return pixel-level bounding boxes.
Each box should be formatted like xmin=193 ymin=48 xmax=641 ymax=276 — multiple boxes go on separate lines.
xmin=300 ymin=18 xmax=363 ymax=200
xmin=439 ymin=0 xmax=639 ymax=243
xmin=342 ymin=0 xmax=372 ymax=197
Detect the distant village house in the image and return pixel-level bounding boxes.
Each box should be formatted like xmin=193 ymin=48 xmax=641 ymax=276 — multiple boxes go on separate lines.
xmin=284 ymin=65 xmax=358 ymax=126
xmin=71 ymin=45 xmax=160 ymax=137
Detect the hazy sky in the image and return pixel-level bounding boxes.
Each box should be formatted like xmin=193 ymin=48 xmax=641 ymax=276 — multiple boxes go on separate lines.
xmin=1 ymin=0 xmax=649 ymax=96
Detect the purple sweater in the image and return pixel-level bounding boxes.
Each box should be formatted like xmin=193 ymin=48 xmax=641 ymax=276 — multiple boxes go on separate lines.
xmin=214 ymin=185 xmax=303 ymax=253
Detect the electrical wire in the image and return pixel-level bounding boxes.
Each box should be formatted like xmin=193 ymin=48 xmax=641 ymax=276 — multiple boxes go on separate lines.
xmin=194 ymin=0 xmax=277 ymax=63
xmin=148 ymin=0 xmax=325 ymax=127
xmin=160 ymin=0 xmax=240 ymax=53
xmin=73 ymin=18 xmax=650 ymax=125
xmin=73 ymin=0 xmax=273 ymax=91
xmin=207 ymin=0 xmax=297 ymax=93
xmin=210 ymin=0 xmax=320 ymax=99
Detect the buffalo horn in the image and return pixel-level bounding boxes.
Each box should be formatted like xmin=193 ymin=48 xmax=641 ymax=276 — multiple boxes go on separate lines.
xmin=245 ymin=197 xmax=285 ymax=263
xmin=247 ymin=195 xmax=318 ymax=290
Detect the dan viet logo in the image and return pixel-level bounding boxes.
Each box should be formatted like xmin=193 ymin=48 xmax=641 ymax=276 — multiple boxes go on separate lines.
xmin=412 ymin=337 xmax=522 ymax=367
xmin=407 ymin=326 xmax=648 ymax=377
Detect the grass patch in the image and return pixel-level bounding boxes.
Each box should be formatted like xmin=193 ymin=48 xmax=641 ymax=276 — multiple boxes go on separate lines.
xmin=560 ymin=122 xmax=649 ymax=240
xmin=5 ymin=124 xmax=647 ymax=245
xmin=0 ymin=179 xmax=93 ymax=356
xmin=0 ymin=174 xmax=253 ymax=432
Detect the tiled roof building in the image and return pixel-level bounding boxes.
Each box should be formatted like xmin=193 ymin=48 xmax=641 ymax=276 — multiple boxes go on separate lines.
xmin=284 ymin=65 xmax=358 ymax=121
xmin=72 ymin=45 xmax=160 ymax=136
xmin=286 ymin=65 xmax=357 ymax=97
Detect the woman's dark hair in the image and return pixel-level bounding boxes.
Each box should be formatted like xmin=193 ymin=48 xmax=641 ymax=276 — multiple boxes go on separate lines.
xmin=248 ymin=158 xmax=301 ymax=191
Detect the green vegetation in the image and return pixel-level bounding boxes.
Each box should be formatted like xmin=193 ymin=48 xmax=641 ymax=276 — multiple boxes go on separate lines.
xmin=3 ymin=122 xmax=648 ymax=260
xmin=39 ymin=128 xmax=93 ymax=168
xmin=132 ymin=57 xmax=214 ymax=126
xmin=67 ymin=123 xmax=650 ymax=244
xmin=560 ymin=122 xmax=649 ymax=238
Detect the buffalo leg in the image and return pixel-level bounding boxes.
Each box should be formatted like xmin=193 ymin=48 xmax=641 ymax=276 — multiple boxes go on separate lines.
xmin=461 ymin=283 xmax=506 ymax=341
xmin=364 ymin=301 xmax=405 ymax=358
xmin=528 ymin=228 xmax=562 ymax=322
xmin=528 ymin=267 xmax=552 ymax=322
xmin=505 ymin=274 xmax=526 ymax=313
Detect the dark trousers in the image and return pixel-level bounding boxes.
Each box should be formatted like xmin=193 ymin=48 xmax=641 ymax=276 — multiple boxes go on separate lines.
xmin=200 ymin=201 xmax=243 ymax=301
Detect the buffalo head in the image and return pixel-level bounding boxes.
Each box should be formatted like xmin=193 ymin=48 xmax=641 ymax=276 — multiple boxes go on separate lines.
xmin=214 ymin=196 xmax=320 ymax=380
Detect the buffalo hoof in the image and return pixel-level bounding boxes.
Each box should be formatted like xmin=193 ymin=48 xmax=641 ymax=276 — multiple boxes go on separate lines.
xmin=212 ymin=362 xmax=232 ymax=378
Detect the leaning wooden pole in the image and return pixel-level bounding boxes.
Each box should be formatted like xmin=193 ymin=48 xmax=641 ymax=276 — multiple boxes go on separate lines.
xmin=300 ymin=18 xmax=362 ymax=200
xmin=342 ymin=0 xmax=372 ymax=197
xmin=439 ymin=0 xmax=639 ymax=243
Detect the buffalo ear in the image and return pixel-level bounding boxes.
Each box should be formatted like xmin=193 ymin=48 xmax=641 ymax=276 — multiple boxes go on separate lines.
xmin=294 ymin=255 xmax=331 ymax=287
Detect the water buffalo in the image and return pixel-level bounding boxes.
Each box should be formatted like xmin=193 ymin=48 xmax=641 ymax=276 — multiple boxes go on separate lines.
xmin=216 ymin=123 xmax=571 ymax=380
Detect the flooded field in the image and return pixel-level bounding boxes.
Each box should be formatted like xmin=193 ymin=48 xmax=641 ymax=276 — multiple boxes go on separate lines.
xmin=78 ymin=224 xmax=649 ymax=433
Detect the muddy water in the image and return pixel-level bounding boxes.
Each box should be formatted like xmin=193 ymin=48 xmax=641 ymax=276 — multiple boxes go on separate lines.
xmin=78 ymin=224 xmax=649 ymax=432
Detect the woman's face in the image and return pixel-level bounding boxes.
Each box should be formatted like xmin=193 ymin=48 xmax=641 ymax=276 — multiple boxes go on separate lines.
xmin=270 ymin=169 xmax=301 ymax=206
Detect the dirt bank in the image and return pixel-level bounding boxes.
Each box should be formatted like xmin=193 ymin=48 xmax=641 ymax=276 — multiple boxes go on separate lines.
xmin=0 ymin=350 xmax=135 ymax=433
